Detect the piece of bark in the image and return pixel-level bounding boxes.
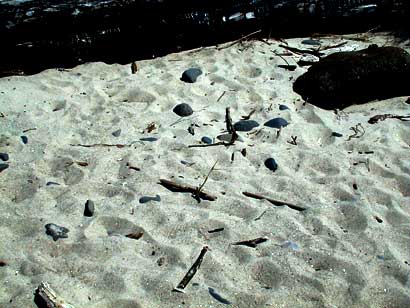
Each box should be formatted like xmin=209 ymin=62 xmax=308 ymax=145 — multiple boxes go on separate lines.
xmin=159 ymin=179 xmax=217 ymax=201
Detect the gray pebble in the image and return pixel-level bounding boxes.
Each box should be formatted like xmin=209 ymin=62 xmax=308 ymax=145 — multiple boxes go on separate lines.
xmin=139 ymin=195 xmax=161 ymax=203
xmin=45 ymin=223 xmax=69 ymax=241
xmin=279 ymin=104 xmax=289 ymax=111
xmin=264 ymin=158 xmax=278 ymax=172
xmin=84 ymin=200 xmax=95 ymax=217
xmin=181 ymin=68 xmax=202 ymax=83
xmin=0 ymin=163 xmax=9 ymax=172
xmin=264 ymin=118 xmax=289 ymax=129
xmin=0 ymin=153 xmax=9 ymax=161
xmin=173 ymin=103 xmax=193 ymax=117
xmin=201 ymin=136 xmax=212 ymax=144
xmin=233 ymin=120 xmax=259 ymax=132
xmin=21 ymin=135 xmax=28 ymax=144
xmin=112 ymin=129 xmax=122 ymax=137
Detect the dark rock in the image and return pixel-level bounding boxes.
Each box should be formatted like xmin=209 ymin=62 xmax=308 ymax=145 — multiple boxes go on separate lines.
xmin=140 ymin=137 xmax=158 ymax=142
xmin=173 ymin=103 xmax=193 ymax=117
xmin=0 ymin=153 xmax=9 ymax=161
xmin=45 ymin=223 xmax=69 ymax=241
xmin=181 ymin=68 xmax=202 ymax=83
xmin=84 ymin=200 xmax=95 ymax=217
xmin=139 ymin=195 xmax=161 ymax=203
xmin=332 ymin=132 xmax=343 ymax=137
xmin=201 ymin=136 xmax=212 ymax=144
xmin=264 ymin=118 xmax=289 ymax=129
xmin=112 ymin=129 xmax=121 ymax=137
xmin=279 ymin=104 xmax=289 ymax=111
xmin=301 ymin=39 xmax=321 ymax=45
xmin=188 ymin=124 xmax=195 ymax=135
xmin=0 ymin=163 xmax=9 ymax=173
xmin=233 ymin=120 xmax=259 ymax=132
xmin=46 ymin=181 xmax=60 ymax=186
xmin=21 ymin=135 xmax=28 ymax=144
xmin=264 ymin=158 xmax=278 ymax=172
xmin=293 ymin=46 xmax=410 ymax=109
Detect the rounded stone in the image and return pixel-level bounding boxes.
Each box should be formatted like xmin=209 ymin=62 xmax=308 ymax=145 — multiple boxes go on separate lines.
xmin=0 ymin=163 xmax=9 ymax=173
xmin=264 ymin=158 xmax=278 ymax=172
xmin=181 ymin=68 xmax=202 ymax=83
xmin=0 ymin=153 xmax=9 ymax=161
xmin=21 ymin=135 xmax=28 ymax=144
xmin=112 ymin=129 xmax=121 ymax=137
xmin=139 ymin=195 xmax=161 ymax=204
xmin=84 ymin=200 xmax=95 ymax=217
xmin=201 ymin=136 xmax=212 ymax=144
xmin=279 ymin=104 xmax=289 ymax=111
xmin=173 ymin=103 xmax=193 ymax=117
xmin=233 ymin=120 xmax=259 ymax=132
xmin=264 ymin=118 xmax=289 ymax=129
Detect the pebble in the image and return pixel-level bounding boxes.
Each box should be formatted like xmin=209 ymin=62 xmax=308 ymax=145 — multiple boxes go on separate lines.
xmin=84 ymin=200 xmax=95 ymax=217
xmin=0 ymin=163 xmax=9 ymax=173
xmin=233 ymin=120 xmax=259 ymax=132
xmin=201 ymin=136 xmax=212 ymax=144
xmin=21 ymin=135 xmax=28 ymax=144
xmin=264 ymin=158 xmax=278 ymax=172
xmin=264 ymin=118 xmax=289 ymax=129
xmin=331 ymin=132 xmax=343 ymax=137
xmin=173 ymin=103 xmax=193 ymax=117
xmin=279 ymin=104 xmax=289 ymax=111
xmin=217 ymin=133 xmax=244 ymax=142
xmin=181 ymin=68 xmax=202 ymax=83
xmin=140 ymin=137 xmax=158 ymax=142
xmin=301 ymin=39 xmax=321 ymax=45
xmin=112 ymin=129 xmax=122 ymax=137
xmin=0 ymin=153 xmax=9 ymax=161
xmin=139 ymin=195 xmax=161 ymax=204
xmin=45 ymin=223 xmax=69 ymax=241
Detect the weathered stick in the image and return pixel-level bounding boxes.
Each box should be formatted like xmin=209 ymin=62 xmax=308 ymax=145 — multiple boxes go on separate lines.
xmin=243 ymin=191 xmax=307 ymax=212
xmin=159 ymin=179 xmax=217 ymax=201
xmin=368 ymin=113 xmax=410 ymax=124
xmin=34 ymin=282 xmax=76 ymax=308
xmin=173 ymin=246 xmax=209 ymax=293
xmin=194 ymin=161 xmax=218 ymax=201
xmin=232 ymin=237 xmax=268 ymax=248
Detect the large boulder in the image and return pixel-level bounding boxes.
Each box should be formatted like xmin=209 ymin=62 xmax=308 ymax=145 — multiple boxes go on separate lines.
xmin=293 ymin=45 xmax=410 ymax=109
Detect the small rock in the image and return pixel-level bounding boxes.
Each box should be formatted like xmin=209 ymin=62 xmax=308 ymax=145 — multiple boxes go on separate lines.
xmin=181 ymin=68 xmax=202 ymax=83
xmin=140 ymin=137 xmax=158 ymax=142
xmin=233 ymin=120 xmax=259 ymax=132
xmin=84 ymin=200 xmax=95 ymax=217
xmin=0 ymin=153 xmax=9 ymax=161
xmin=331 ymin=132 xmax=343 ymax=137
xmin=0 ymin=163 xmax=9 ymax=173
xmin=279 ymin=104 xmax=289 ymax=111
xmin=21 ymin=135 xmax=28 ymax=144
xmin=139 ymin=195 xmax=161 ymax=204
xmin=217 ymin=133 xmax=244 ymax=142
xmin=112 ymin=129 xmax=121 ymax=137
xmin=201 ymin=136 xmax=212 ymax=144
xmin=173 ymin=103 xmax=193 ymax=117
xmin=264 ymin=158 xmax=278 ymax=172
xmin=264 ymin=118 xmax=289 ymax=129
xmin=45 ymin=223 xmax=69 ymax=241
xmin=188 ymin=124 xmax=195 ymax=135
xmin=301 ymin=39 xmax=321 ymax=46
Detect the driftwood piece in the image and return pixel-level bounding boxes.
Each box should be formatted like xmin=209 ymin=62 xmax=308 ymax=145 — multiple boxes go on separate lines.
xmin=34 ymin=282 xmax=76 ymax=308
xmin=232 ymin=237 xmax=268 ymax=248
xmin=243 ymin=191 xmax=307 ymax=212
xmin=173 ymin=246 xmax=209 ymax=293
xmin=159 ymin=179 xmax=217 ymax=201
xmin=368 ymin=113 xmax=410 ymax=124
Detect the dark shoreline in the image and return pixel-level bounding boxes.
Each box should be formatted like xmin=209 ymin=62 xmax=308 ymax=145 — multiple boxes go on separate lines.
xmin=1 ymin=0 xmax=409 ymax=77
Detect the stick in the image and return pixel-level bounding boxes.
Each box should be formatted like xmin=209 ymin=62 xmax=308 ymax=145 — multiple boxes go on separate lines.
xmin=368 ymin=113 xmax=410 ymax=124
xmin=173 ymin=246 xmax=209 ymax=293
xmin=34 ymin=282 xmax=76 ymax=308
xmin=217 ymin=29 xmax=262 ymax=50
xmin=159 ymin=179 xmax=217 ymax=201
xmin=194 ymin=161 xmax=218 ymax=201
xmin=69 ymin=143 xmax=130 ymax=148
xmin=217 ymin=91 xmax=226 ymax=102
xmin=232 ymin=237 xmax=268 ymax=248
xmin=243 ymin=191 xmax=306 ymax=212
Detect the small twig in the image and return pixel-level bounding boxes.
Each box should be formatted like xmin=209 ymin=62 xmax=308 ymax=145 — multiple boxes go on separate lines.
xmin=69 ymin=143 xmax=130 ymax=148
xmin=217 ymin=91 xmax=226 ymax=102
xmin=194 ymin=161 xmax=218 ymax=201
xmin=287 ymin=135 xmax=298 ymax=145
xmin=159 ymin=179 xmax=217 ymax=201
xmin=254 ymin=210 xmax=267 ymax=221
xmin=243 ymin=191 xmax=306 ymax=212
xmin=22 ymin=127 xmax=37 ymax=133
xmin=347 ymin=123 xmax=365 ymax=141
xmin=217 ymin=29 xmax=262 ymax=50
xmin=173 ymin=246 xmax=209 ymax=293
xmin=232 ymin=237 xmax=268 ymax=248
xmin=279 ymin=44 xmax=323 ymax=57
xmin=241 ymin=109 xmax=256 ymax=120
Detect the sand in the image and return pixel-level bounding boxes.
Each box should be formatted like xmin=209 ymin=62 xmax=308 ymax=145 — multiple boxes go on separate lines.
xmin=0 ymin=32 xmax=410 ymax=308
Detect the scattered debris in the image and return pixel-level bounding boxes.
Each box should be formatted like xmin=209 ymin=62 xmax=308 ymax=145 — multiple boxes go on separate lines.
xmin=232 ymin=237 xmax=268 ymax=248
xmin=347 ymin=123 xmax=365 ymax=141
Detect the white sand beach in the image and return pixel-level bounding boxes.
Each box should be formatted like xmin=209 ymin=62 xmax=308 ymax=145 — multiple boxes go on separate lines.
xmin=0 ymin=32 xmax=410 ymax=308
